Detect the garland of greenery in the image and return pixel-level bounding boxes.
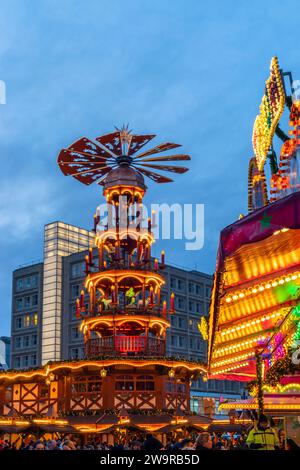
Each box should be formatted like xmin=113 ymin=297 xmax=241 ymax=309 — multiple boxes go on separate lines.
xmin=264 ymin=354 xmax=297 ymax=387
xmin=2 ymin=356 xmax=206 ymax=375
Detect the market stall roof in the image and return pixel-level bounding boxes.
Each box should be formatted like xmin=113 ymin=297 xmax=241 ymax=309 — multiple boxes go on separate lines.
xmin=207 ymin=423 xmax=245 ymax=433
xmin=0 ymin=425 xmax=28 ymax=434
xmin=0 ymin=422 xmax=78 ymax=434
xmin=97 ymin=423 xmax=146 ymax=434
xmin=208 ymin=192 xmax=300 ymax=380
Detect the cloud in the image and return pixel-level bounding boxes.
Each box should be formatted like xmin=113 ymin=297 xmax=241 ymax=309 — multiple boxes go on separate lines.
xmin=0 ymin=177 xmax=57 ymax=240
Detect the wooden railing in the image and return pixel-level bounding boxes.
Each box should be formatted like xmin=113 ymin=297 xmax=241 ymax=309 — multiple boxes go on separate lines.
xmin=85 ymin=336 xmax=165 ymax=358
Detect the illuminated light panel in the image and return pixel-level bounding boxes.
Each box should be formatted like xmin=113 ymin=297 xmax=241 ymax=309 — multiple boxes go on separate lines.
xmin=252 ymin=56 xmax=285 ymax=171
xmin=213 ymin=335 xmax=267 ymax=357
xmin=225 ymin=271 xmax=300 ymax=304
xmin=219 ymin=403 xmax=300 ymax=411
xmin=219 ymin=311 xmax=282 ymax=337
xmin=211 ymin=353 xmax=252 ymax=369
xmin=211 ymin=361 xmax=249 ymax=375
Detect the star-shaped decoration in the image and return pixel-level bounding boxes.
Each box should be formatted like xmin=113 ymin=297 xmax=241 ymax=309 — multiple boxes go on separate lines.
xmin=260 ymin=211 xmax=272 ymax=231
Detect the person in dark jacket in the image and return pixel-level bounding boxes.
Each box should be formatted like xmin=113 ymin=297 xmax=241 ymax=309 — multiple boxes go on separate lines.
xmin=142 ymin=433 xmax=163 ymax=451
xmin=195 ymin=432 xmax=213 ymax=450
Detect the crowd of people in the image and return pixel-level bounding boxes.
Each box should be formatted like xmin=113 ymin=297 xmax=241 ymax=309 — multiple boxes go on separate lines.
xmin=0 ymin=415 xmax=299 ymax=451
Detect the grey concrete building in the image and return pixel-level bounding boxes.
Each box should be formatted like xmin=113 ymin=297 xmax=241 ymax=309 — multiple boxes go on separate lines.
xmin=10 ymin=220 xmax=244 ymax=413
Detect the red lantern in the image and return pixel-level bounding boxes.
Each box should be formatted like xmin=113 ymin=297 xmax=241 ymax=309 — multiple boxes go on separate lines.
xmin=154 ymin=258 xmax=158 ymax=271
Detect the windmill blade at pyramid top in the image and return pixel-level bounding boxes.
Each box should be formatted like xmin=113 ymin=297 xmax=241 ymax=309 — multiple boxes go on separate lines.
xmin=68 ymin=137 xmax=113 ymax=159
xmin=59 ymin=160 xmax=111 ymax=177
xmin=95 ymin=131 xmax=122 ymax=156
xmin=136 ymin=163 xmax=189 ymax=174
xmin=137 ymin=167 xmax=174 ymax=183
xmin=138 ymin=154 xmax=191 ymax=163
xmin=58 ymin=149 xmax=109 ymax=166
xmin=127 ymin=134 xmax=156 ymax=156
xmin=71 ymin=166 xmax=113 ymax=185
xmin=134 ymin=142 xmax=182 ymax=159
xmin=57 ymin=129 xmax=190 ymax=186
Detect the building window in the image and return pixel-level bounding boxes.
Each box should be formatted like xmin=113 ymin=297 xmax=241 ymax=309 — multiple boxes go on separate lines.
xmin=71 ymin=262 xmax=85 ymax=279
xmin=31 ymin=354 xmax=37 ymax=366
xmin=23 ymin=355 xmax=29 ymax=368
xmin=70 ymin=348 xmax=83 ymax=360
xmin=71 ymin=375 xmax=102 ymax=394
xmin=196 ymin=302 xmax=204 ymax=314
xmin=71 ymin=285 xmax=80 ymax=298
xmin=178 ymin=317 xmax=185 ymax=329
xmin=136 ymin=375 xmax=155 ymax=391
xmin=23 ymin=336 xmax=30 ymax=348
xmin=189 ymin=301 xmax=195 ymax=312
xmin=14 ymin=357 xmax=21 ymax=368
xmin=15 ymin=317 xmax=22 ymax=329
xmin=32 ymin=334 xmax=37 ymax=346
xmin=31 ymin=275 xmax=38 ymax=288
xmin=25 ymin=277 xmax=31 ymax=289
xmin=71 ymin=327 xmax=80 ymax=339
xmin=171 ymin=335 xmax=176 ymax=347
xmin=115 ymin=375 xmax=134 ymax=391
xmin=16 ymin=279 xmax=23 ymax=291
xmin=189 ymin=337 xmax=194 ymax=349
xmin=195 ymin=283 xmax=204 ymax=296
xmin=33 ymin=314 xmax=38 ymax=326
xmin=16 ymin=298 xmax=23 ymax=310
xmin=188 ymin=282 xmax=194 ymax=294
xmin=24 ymin=315 xmax=31 ymax=328
xmin=177 ymin=279 xmax=185 ymax=291
xmin=206 ymin=286 xmax=211 ymax=298
xmin=176 ymin=297 xmax=185 ymax=310
xmin=24 ymin=296 xmax=31 ymax=308
xmin=178 ymin=336 xmax=185 ymax=348
xmin=32 ymin=294 xmax=38 ymax=306
xmin=15 ymin=337 xmax=21 ymax=349
xmin=170 ymin=277 xmax=176 ymax=289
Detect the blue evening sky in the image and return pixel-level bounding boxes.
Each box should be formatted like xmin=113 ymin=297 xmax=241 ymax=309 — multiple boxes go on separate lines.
xmin=0 ymin=0 xmax=299 ymax=336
